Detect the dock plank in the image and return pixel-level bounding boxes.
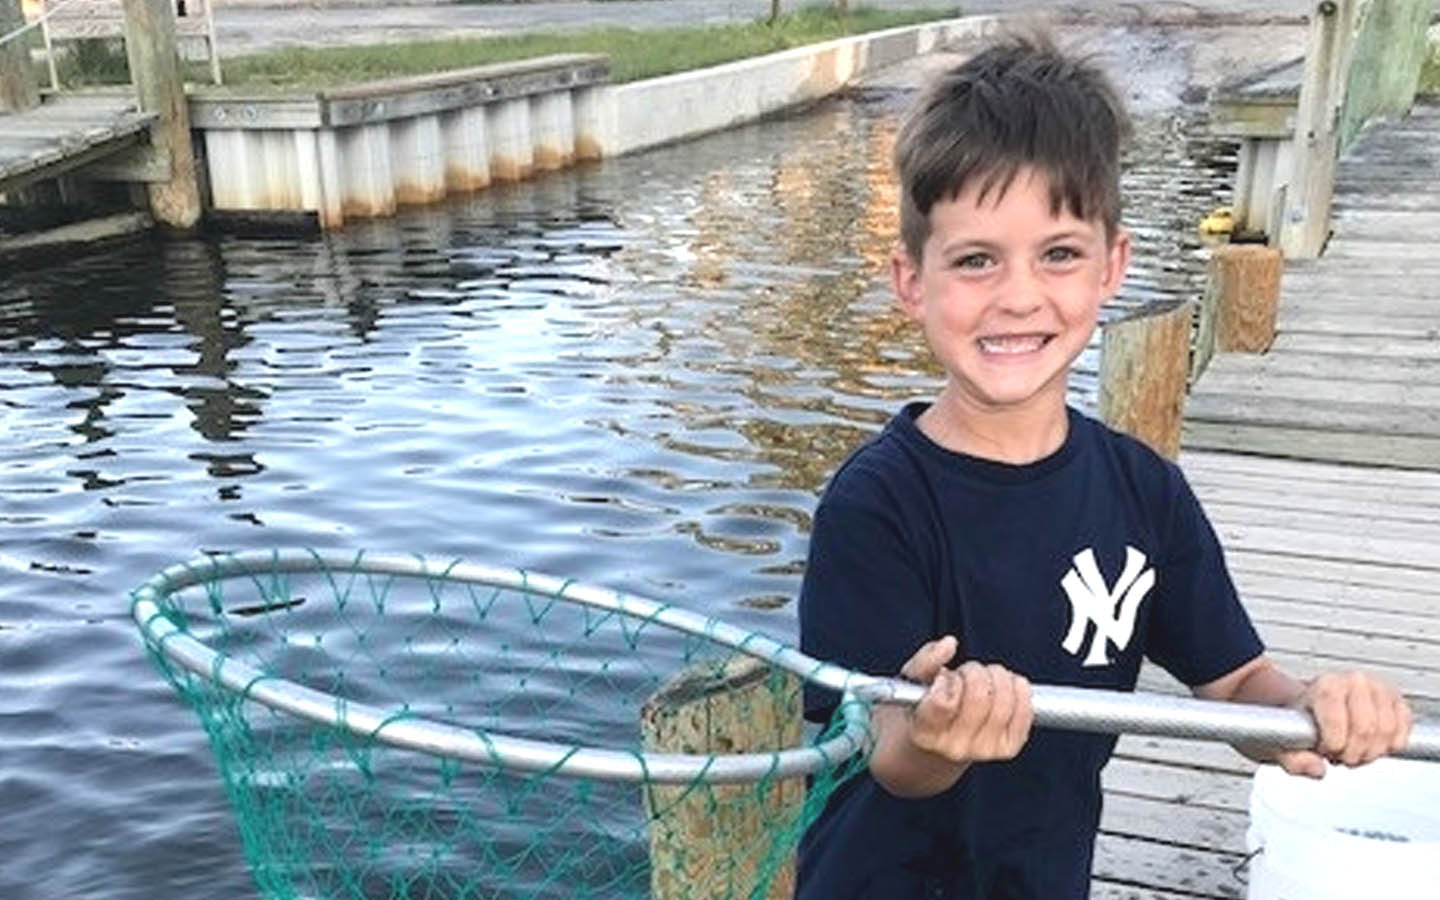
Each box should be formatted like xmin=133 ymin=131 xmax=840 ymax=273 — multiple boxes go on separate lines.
xmin=1187 ymin=477 xmax=1440 ymax=519
xmin=1181 ymin=449 xmax=1440 ymax=490
xmin=1091 ymin=883 xmax=1227 ymax=900
xmin=1102 ymin=797 xmax=1250 ymax=860
xmin=1185 ymin=393 xmax=1440 ymax=438
xmin=1113 ymin=735 xmax=1257 ymax=777
xmin=0 ymin=94 xmax=153 ymax=194
xmin=1198 ymin=498 xmax=1440 ymax=547
xmin=1093 ymin=833 xmax=1245 ymax=899
xmin=1243 ymin=596 xmax=1440 ymax=644
xmin=1182 ymin=421 xmax=1440 ymax=471
xmin=1195 ymin=372 xmax=1440 ymax=408
xmin=1226 ymin=557 xmax=1440 ymax=617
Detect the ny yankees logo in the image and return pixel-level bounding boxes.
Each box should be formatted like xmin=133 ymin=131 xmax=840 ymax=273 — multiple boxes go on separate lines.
xmin=1060 ymin=546 xmax=1155 ymax=667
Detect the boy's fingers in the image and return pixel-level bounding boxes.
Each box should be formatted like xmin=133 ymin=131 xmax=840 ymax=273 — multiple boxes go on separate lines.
xmin=900 ymin=635 xmax=959 ymax=684
xmin=1369 ymin=682 xmax=1397 ymax=764
xmin=955 ymin=662 xmax=993 ymax=735
xmin=1277 ymin=749 xmax=1326 ymax=779
xmin=1308 ymin=677 xmax=1348 ymax=758
xmin=1343 ymin=676 xmax=1376 ymax=766
xmin=1003 ymin=674 xmax=1034 ymax=755
xmin=910 ymin=671 xmax=966 ymax=758
xmin=915 ymin=670 xmax=960 ymax=727
xmin=1394 ymin=695 xmax=1414 ymax=754
xmin=984 ymin=665 xmax=1015 ymax=753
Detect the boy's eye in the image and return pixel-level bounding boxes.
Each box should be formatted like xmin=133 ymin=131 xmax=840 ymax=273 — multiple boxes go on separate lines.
xmin=1044 ymin=246 xmax=1081 ymax=263
xmin=953 ymin=253 xmax=993 ymax=270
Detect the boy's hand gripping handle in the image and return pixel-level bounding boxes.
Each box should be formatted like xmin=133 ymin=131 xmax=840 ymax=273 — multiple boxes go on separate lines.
xmin=854 ymin=678 xmax=1440 ymax=762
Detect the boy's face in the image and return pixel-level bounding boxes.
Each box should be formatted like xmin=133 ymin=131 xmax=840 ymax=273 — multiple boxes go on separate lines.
xmin=892 ymin=166 xmax=1130 ymax=417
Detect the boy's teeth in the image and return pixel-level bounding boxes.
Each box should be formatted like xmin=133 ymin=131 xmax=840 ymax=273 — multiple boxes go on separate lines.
xmin=979 ymin=335 xmax=1047 ymax=354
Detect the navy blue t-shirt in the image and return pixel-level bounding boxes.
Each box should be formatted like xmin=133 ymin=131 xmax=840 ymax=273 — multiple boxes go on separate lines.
xmin=797 ymin=403 xmax=1263 ymax=900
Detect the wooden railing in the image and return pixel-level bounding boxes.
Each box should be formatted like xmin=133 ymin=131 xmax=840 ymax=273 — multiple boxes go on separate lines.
xmin=1280 ymin=0 xmax=1430 ymax=257
xmin=35 ymin=0 xmax=221 ymax=87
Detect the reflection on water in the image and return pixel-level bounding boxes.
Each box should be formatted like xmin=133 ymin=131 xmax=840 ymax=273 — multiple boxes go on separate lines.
xmin=0 ymin=90 xmax=1234 ymax=900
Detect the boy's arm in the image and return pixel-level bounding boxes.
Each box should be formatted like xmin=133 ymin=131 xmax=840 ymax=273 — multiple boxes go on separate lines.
xmin=869 ymin=636 xmax=1033 ymax=798
xmin=1193 ymin=654 xmax=1413 ymax=777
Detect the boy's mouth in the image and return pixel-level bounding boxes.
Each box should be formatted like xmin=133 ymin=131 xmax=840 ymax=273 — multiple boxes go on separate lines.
xmin=977 ymin=334 xmax=1053 ymax=356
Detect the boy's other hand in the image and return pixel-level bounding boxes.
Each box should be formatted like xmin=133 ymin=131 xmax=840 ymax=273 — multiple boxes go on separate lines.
xmin=900 ymin=636 xmax=1034 ymax=763
xmin=1279 ymin=671 xmax=1413 ymax=778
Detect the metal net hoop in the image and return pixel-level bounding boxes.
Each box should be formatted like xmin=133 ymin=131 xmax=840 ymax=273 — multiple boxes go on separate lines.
xmin=131 ymin=549 xmax=872 ymax=900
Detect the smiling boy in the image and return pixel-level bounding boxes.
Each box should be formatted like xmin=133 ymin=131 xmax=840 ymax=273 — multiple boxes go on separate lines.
xmin=796 ymin=35 xmax=1412 ymax=899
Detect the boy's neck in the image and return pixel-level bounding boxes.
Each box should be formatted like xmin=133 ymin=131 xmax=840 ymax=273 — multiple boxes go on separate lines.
xmin=916 ymin=387 xmax=1070 ymax=465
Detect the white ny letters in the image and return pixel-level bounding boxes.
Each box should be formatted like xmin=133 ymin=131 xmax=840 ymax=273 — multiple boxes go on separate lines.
xmin=1060 ymin=546 xmax=1155 ymax=667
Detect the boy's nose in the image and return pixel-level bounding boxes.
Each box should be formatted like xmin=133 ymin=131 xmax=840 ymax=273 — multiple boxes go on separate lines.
xmin=994 ymin=267 xmax=1045 ymax=316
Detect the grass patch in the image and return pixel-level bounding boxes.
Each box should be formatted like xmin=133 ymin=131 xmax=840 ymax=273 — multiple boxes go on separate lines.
xmin=1420 ymin=38 xmax=1440 ymax=96
xmin=58 ymin=38 xmax=131 ymax=86
xmin=220 ymin=4 xmax=962 ymax=89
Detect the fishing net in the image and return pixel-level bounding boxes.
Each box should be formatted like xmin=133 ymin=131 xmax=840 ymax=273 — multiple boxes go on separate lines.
xmin=132 ymin=550 xmax=871 ymax=900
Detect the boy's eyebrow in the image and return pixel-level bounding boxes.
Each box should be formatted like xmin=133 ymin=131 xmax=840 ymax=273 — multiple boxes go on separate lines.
xmin=936 ymin=237 xmax=1003 ymax=255
xmin=936 ymin=228 xmax=1097 ymax=256
xmin=1038 ymin=228 xmax=1094 ymax=243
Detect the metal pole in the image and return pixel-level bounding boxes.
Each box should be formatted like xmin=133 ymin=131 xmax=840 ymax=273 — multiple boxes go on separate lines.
xmin=0 ymin=0 xmax=39 ymax=112
xmin=852 ymin=677 xmax=1440 ymax=762
xmin=134 ymin=550 xmax=1440 ymax=765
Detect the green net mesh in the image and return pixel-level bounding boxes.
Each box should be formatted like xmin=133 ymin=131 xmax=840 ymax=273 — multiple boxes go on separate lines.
xmin=132 ymin=552 xmax=870 ymax=900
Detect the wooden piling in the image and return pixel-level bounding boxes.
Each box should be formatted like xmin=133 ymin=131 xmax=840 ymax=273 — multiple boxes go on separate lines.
xmin=1 ymin=0 xmax=40 ymax=113
xmin=1211 ymin=244 xmax=1284 ymax=353
xmin=1099 ymin=300 xmax=1195 ymax=460
xmin=641 ymin=655 xmax=804 ymax=900
xmin=1280 ymin=0 xmax=1356 ymax=259
xmin=120 ymin=0 xmax=201 ymax=229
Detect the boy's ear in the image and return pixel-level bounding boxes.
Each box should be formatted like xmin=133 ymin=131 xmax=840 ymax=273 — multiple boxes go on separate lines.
xmin=891 ymin=245 xmax=924 ymax=321
xmin=1101 ymin=228 xmax=1133 ymax=298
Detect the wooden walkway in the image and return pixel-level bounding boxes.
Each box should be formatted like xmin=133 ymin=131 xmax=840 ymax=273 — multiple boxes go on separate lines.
xmin=0 ymin=93 xmax=153 ymax=196
xmin=1093 ymin=103 xmax=1440 ymax=899
xmin=1184 ymin=101 xmax=1440 ymax=471
xmin=1091 ymin=450 xmax=1440 ymax=899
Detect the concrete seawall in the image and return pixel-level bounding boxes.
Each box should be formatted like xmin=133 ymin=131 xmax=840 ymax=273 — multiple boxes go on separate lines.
xmin=193 ymin=16 xmax=1003 ymax=229
xmin=589 ymin=16 xmax=1002 ymax=156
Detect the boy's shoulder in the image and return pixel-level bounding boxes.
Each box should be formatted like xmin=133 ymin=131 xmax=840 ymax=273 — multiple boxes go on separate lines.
xmin=819 ymin=403 xmax=932 ymax=507
xmin=1084 ymin=413 xmax=1205 ymax=551
xmin=1085 ymin=411 xmax=1189 ymax=495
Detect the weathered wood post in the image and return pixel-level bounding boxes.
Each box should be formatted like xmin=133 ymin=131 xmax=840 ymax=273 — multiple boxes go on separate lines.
xmin=1279 ymin=0 xmax=1357 ymax=259
xmin=0 ymin=0 xmax=40 ymax=113
xmin=120 ymin=0 xmax=201 ymax=229
xmin=1099 ymin=300 xmax=1194 ymax=460
xmin=1212 ymin=244 xmax=1285 ymax=353
xmin=641 ymin=655 xmax=805 ymax=900
xmin=1193 ymin=243 xmax=1285 ymax=381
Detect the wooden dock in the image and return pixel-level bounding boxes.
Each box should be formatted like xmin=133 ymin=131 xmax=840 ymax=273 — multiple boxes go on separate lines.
xmin=1185 ymin=101 xmax=1440 ymax=470
xmin=1092 ymin=450 xmax=1440 ymax=899
xmin=1093 ymin=103 xmax=1440 ymax=899
xmin=1 ymin=0 xmax=201 ymax=232
xmin=0 ymin=93 xmax=155 ymax=196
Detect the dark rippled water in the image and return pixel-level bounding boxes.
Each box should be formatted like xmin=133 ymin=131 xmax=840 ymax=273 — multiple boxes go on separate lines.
xmin=0 ymin=90 xmax=1233 ymax=900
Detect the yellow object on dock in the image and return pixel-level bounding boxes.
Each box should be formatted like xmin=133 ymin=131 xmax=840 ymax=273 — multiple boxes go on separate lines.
xmin=1198 ymin=206 xmax=1236 ymax=237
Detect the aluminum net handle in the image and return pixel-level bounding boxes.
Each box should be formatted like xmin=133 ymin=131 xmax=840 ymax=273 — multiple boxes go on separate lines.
xmin=132 ymin=549 xmax=870 ymax=785
xmin=135 ymin=549 xmax=1440 ymax=767
xmin=841 ymin=675 xmax=1440 ymax=763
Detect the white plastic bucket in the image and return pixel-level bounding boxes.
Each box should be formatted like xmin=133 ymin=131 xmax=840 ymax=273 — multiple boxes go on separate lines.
xmin=1246 ymin=758 xmax=1440 ymax=899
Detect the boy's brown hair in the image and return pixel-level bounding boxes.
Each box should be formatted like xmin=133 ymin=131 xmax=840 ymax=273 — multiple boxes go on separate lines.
xmin=894 ymin=33 xmax=1131 ymax=261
